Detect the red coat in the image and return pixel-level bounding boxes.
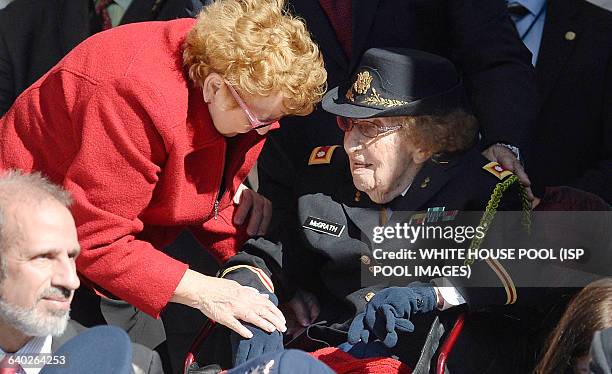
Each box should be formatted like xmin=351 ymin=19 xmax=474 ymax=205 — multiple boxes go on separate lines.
xmin=0 ymin=19 xmax=276 ymax=317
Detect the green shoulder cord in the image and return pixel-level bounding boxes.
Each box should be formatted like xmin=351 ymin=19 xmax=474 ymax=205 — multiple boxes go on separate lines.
xmin=465 ymin=175 xmax=532 ymax=266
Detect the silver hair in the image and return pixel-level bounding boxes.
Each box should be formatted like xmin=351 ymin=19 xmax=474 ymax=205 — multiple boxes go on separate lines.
xmin=0 ymin=297 xmax=69 ymax=337
xmin=0 ymin=170 xmax=72 ymax=279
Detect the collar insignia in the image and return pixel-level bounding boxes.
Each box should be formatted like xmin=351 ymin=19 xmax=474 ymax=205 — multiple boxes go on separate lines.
xmin=308 ymin=145 xmax=340 ymax=165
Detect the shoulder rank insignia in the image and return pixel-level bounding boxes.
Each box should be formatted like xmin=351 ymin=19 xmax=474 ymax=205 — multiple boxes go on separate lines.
xmin=308 ymin=145 xmax=340 ymax=165
xmin=483 ymin=161 xmax=513 ymax=180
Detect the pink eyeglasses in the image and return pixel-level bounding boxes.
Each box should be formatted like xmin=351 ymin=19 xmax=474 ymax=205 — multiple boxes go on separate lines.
xmin=225 ymin=83 xmax=276 ymax=129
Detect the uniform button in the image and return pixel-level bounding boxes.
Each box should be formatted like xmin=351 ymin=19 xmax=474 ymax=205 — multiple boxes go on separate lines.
xmin=365 ymin=292 xmax=375 ymax=302
xmin=416 ymin=298 xmax=423 ymax=308
xmin=360 ymin=255 xmax=371 ymax=265
xmin=565 ymin=31 xmax=576 ymax=41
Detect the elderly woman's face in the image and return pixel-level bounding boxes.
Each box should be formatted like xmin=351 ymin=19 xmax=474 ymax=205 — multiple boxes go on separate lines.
xmin=343 ymin=117 xmax=428 ymax=204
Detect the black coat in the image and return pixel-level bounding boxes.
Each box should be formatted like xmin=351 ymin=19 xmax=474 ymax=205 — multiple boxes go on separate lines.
xmin=258 ymin=0 xmax=537 ymax=206
xmin=226 ymin=145 xmax=544 ymax=318
xmin=528 ymin=0 xmax=612 ymax=204
xmin=223 ymin=146 xmax=578 ymax=373
xmin=223 ymin=145 xmax=608 ymax=372
xmin=0 ymin=0 xmax=205 ymax=115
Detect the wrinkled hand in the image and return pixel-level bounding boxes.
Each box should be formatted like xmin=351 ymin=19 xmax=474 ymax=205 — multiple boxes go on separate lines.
xmin=281 ymin=289 xmax=320 ymax=339
xmin=348 ymin=285 xmax=437 ymax=348
xmin=172 ymin=270 xmax=286 ymax=339
xmin=482 ymin=144 xmax=534 ymax=201
xmin=233 ymin=184 xmax=272 ymax=236
xmin=231 ymin=294 xmax=284 ymax=366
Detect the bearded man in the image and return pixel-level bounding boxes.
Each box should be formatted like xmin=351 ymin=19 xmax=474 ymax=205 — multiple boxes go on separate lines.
xmin=0 ymin=170 xmax=161 ymax=374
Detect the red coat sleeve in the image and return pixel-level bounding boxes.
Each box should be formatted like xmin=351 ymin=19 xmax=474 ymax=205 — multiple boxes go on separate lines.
xmin=65 ymin=77 xmax=188 ymax=317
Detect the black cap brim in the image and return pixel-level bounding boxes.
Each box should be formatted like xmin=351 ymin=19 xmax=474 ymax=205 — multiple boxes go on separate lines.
xmin=321 ymin=86 xmax=384 ymax=119
xmin=322 ymin=81 xmax=467 ymax=119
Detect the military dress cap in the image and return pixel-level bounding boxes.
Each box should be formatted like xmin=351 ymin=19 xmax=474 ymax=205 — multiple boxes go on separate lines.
xmin=322 ymin=47 xmax=467 ymax=118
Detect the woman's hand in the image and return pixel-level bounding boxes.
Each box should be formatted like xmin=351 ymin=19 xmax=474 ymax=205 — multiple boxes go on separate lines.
xmin=171 ymin=269 xmax=286 ymax=338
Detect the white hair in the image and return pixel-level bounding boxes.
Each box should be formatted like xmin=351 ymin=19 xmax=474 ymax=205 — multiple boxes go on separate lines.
xmin=0 ymin=170 xmax=72 ymax=280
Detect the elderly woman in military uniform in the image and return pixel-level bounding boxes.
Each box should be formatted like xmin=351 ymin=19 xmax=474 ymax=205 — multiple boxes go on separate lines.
xmin=212 ymin=48 xmax=560 ymax=373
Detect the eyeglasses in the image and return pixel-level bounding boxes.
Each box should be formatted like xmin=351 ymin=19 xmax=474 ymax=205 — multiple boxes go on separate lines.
xmin=336 ymin=116 xmax=402 ymax=138
xmin=225 ymin=83 xmax=276 ymax=129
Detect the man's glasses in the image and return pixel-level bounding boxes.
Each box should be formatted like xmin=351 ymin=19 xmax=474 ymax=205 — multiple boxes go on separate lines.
xmin=336 ymin=117 xmax=402 ymax=138
xmin=225 ymin=83 xmax=276 ymax=130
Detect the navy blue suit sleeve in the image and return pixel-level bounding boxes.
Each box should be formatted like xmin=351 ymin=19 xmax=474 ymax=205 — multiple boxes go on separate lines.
xmin=155 ymin=0 xmax=207 ymax=20
xmin=572 ymin=54 xmax=612 ymax=204
xmin=0 ymin=17 xmax=14 ymax=116
xmin=447 ymin=0 xmax=537 ymax=151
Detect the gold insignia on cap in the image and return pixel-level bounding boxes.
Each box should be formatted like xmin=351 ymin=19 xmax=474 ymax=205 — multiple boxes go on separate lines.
xmin=565 ymin=31 xmax=576 ymax=41
xmin=345 ymin=70 xmax=409 ymax=108
xmin=364 ymin=88 xmax=409 ymax=108
xmin=354 ymin=71 xmax=373 ymax=94
xmin=308 ymin=145 xmax=340 ymax=165
xmin=346 ymin=71 xmax=372 ymax=102
xmin=483 ymin=161 xmax=514 ymax=180
xmin=345 ymin=88 xmax=355 ymax=102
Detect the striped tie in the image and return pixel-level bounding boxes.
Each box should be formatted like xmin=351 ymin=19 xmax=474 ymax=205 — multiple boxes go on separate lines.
xmin=319 ymin=0 xmax=352 ymax=57
xmin=95 ymin=0 xmax=114 ymax=31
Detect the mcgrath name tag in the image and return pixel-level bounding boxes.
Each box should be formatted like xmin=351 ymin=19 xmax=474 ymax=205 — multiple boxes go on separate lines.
xmin=303 ymin=216 xmax=345 ymax=237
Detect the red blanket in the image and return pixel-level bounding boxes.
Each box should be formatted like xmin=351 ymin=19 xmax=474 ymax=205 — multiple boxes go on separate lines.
xmin=310 ymin=347 xmax=412 ymax=374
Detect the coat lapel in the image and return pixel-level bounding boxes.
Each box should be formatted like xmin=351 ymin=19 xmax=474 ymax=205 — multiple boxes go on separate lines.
xmin=337 ymin=172 xmax=380 ymax=245
xmin=58 ymin=0 xmax=92 ymax=54
xmin=338 ymin=157 xmax=456 ymax=240
xmin=349 ymin=0 xmax=381 ymax=72
xmin=388 ymin=160 xmax=455 ymax=226
xmin=536 ymin=0 xmax=583 ymax=105
xmin=289 ymin=0 xmax=348 ymax=71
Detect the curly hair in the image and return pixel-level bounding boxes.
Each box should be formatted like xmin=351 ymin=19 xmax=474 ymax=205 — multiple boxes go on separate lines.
xmin=397 ymin=110 xmax=478 ymax=155
xmin=183 ymin=0 xmax=327 ymax=116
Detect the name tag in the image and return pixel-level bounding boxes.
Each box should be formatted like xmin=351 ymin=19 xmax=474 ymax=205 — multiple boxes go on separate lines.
xmin=303 ymin=216 xmax=345 ymax=237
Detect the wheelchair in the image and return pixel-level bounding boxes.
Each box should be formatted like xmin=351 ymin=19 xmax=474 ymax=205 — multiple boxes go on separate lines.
xmin=183 ymin=313 xmax=466 ymax=374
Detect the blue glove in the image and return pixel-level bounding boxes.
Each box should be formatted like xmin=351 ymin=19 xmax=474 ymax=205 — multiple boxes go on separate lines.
xmin=230 ymin=294 xmax=284 ymax=366
xmin=347 ymin=284 xmax=437 ymax=348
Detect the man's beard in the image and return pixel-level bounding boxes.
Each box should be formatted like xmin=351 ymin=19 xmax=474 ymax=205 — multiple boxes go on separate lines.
xmin=0 ymin=287 xmax=71 ymax=337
